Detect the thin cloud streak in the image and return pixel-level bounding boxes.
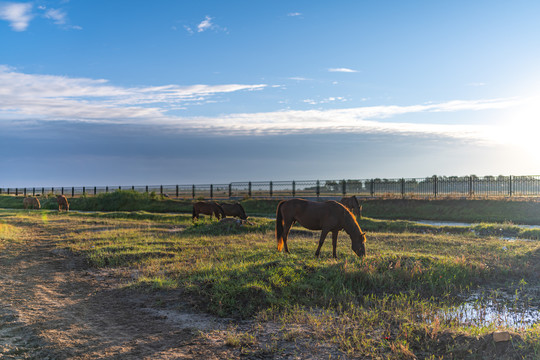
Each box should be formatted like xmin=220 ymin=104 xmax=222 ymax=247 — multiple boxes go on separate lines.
xmin=0 ymin=66 xmax=523 ymax=145
xmin=328 ymin=67 xmax=358 ymax=73
xmin=0 ymin=66 xmax=266 ymax=120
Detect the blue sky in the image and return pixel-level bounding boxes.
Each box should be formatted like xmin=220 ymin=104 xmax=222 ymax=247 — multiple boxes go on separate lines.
xmin=1 ymin=1 xmax=540 ymax=187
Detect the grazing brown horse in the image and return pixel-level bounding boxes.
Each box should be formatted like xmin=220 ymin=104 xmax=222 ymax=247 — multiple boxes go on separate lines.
xmin=276 ymin=198 xmax=366 ymax=258
xmin=220 ymin=203 xmax=248 ymax=220
xmin=192 ymin=201 xmax=226 ymax=220
xmin=23 ymin=197 xmax=41 ymax=210
xmin=340 ymin=195 xmax=362 ymax=218
xmin=57 ymin=195 xmax=69 ymax=212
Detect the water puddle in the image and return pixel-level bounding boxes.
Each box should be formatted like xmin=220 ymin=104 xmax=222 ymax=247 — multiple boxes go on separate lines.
xmin=438 ymin=287 xmax=540 ymax=328
xmin=414 ymin=219 xmax=540 ymax=230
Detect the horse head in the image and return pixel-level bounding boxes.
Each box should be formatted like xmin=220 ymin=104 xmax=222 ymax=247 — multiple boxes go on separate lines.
xmin=351 ymin=231 xmax=367 ymax=257
xmin=238 ymin=204 xmax=248 ymax=220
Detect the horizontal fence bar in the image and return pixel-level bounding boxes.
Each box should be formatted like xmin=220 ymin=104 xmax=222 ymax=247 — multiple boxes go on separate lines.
xmin=4 ymin=175 xmax=540 ymax=199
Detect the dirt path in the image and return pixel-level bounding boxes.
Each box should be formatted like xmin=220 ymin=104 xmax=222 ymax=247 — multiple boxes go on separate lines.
xmin=0 ymin=218 xmax=349 ymax=359
xmin=0 ymin=222 xmax=245 ymax=359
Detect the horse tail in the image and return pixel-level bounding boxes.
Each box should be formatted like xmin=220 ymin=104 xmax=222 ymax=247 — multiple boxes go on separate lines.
xmin=276 ymin=201 xmax=285 ymax=252
xmin=192 ymin=204 xmax=197 ymax=219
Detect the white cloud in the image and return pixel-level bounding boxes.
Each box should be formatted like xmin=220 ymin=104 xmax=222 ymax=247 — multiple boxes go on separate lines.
xmin=303 ymin=97 xmax=347 ymax=105
xmin=0 ymin=66 xmax=267 ymax=122
xmin=0 ymin=66 xmax=527 ymax=146
xmin=288 ymin=77 xmax=311 ymax=81
xmin=328 ymin=68 xmax=358 ymax=73
xmin=197 ymin=15 xmax=213 ymax=32
xmin=44 ymin=8 xmax=66 ymax=25
xmin=0 ymin=2 xmax=33 ymax=31
xmin=287 ymin=12 xmax=302 ymax=17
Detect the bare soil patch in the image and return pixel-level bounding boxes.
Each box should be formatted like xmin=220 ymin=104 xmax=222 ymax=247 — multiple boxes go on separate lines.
xmin=0 ymin=219 xmax=348 ymax=359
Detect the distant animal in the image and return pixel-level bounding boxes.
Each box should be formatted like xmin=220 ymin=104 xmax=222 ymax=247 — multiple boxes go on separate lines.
xmin=23 ymin=197 xmax=41 ymax=210
xmin=220 ymin=203 xmax=248 ymax=220
xmin=192 ymin=201 xmax=225 ymax=220
xmin=56 ymin=195 xmax=69 ymax=212
xmin=340 ymin=195 xmax=362 ymax=218
xmin=275 ymin=198 xmax=367 ymax=258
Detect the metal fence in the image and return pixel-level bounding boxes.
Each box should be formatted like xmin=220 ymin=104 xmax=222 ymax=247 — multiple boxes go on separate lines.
xmin=2 ymin=175 xmax=540 ymax=199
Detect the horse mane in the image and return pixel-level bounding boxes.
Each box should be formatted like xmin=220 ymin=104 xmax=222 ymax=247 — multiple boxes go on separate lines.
xmin=341 ymin=204 xmax=364 ymax=241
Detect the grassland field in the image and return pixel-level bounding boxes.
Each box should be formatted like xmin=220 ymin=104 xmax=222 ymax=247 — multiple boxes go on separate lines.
xmin=1 ymin=191 xmax=540 ymax=358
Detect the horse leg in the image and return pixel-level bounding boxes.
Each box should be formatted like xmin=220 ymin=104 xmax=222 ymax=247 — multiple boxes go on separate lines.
xmin=315 ymin=229 xmax=330 ymax=258
xmin=331 ymin=231 xmax=339 ymax=258
xmin=282 ymin=219 xmax=294 ymax=253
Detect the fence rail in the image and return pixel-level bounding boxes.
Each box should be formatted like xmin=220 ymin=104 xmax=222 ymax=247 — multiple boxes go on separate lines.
xmin=2 ymin=175 xmax=540 ymax=200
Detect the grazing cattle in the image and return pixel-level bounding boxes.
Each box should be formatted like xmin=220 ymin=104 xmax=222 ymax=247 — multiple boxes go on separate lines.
xmin=276 ymin=198 xmax=367 ymax=258
xmin=340 ymin=195 xmax=362 ymax=218
xmin=192 ymin=201 xmax=225 ymax=220
xmin=23 ymin=197 xmax=41 ymax=210
xmin=220 ymin=203 xmax=248 ymax=220
xmin=57 ymin=195 xmax=69 ymax=212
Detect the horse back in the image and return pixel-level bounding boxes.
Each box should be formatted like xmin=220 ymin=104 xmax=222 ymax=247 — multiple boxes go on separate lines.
xmin=280 ymin=199 xmax=345 ymax=231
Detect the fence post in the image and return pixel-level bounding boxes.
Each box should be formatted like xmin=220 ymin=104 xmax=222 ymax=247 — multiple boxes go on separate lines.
xmin=93 ymin=186 xmax=96 ymax=195
xmin=292 ymin=181 xmax=296 ymax=197
xmin=210 ymin=184 xmax=213 ymax=199
xmin=509 ymin=175 xmax=513 ymax=197
xmin=248 ymin=182 xmax=252 ymax=198
xmin=145 ymin=185 xmax=148 ymax=194
xmin=15 ymin=188 xmax=18 ymax=196
xmin=42 ymin=187 xmax=44 ymax=196
xmin=83 ymin=186 xmax=86 ymax=196
xmin=228 ymin=184 xmax=232 ymax=198
xmin=468 ymin=176 xmax=473 ymax=197
xmin=24 ymin=188 xmax=27 ymax=196
xmin=176 ymin=185 xmax=179 ymax=198
xmin=401 ymin=178 xmax=405 ymax=199
xmin=106 ymin=186 xmax=108 ymax=193
xmin=61 ymin=187 xmax=64 ymax=195
xmin=192 ymin=185 xmax=195 ymax=199
xmin=433 ymin=177 xmax=437 ymax=198
xmin=342 ymin=180 xmax=346 ymax=196
xmin=33 ymin=188 xmax=35 ymax=196
xmin=370 ymin=179 xmax=374 ymax=197
xmin=269 ymin=181 xmax=273 ymax=197
xmin=316 ymin=180 xmax=320 ymax=199
xmin=71 ymin=187 xmax=74 ymax=197
xmin=132 ymin=185 xmax=135 ymax=191
xmin=119 ymin=186 xmax=122 ymax=191
xmin=160 ymin=185 xmax=163 ymax=196
xmin=51 ymin=187 xmax=54 ymax=195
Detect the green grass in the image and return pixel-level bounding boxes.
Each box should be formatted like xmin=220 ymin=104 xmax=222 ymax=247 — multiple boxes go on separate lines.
xmin=3 ymin=191 xmax=540 ymax=226
xmin=362 ymin=198 xmax=540 ymax=225
xmin=2 ymin=208 xmax=540 ymax=358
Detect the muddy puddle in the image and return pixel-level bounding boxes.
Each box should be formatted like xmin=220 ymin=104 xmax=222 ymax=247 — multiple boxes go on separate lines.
xmin=438 ymin=286 xmax=540 ymax=328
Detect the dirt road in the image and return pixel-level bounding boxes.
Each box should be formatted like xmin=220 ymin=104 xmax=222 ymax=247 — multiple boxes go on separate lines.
xmin=0 ymin=222 xmax=247 ymax=359
xmin=0 ymin=217 xmax=348 ymax=359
